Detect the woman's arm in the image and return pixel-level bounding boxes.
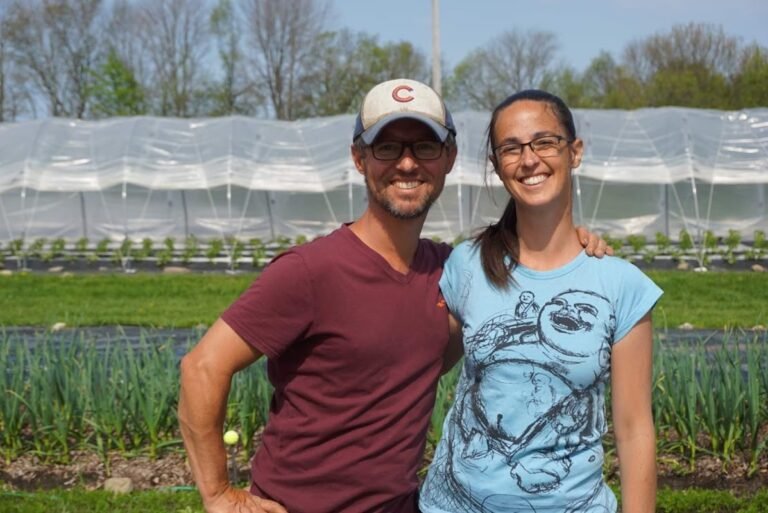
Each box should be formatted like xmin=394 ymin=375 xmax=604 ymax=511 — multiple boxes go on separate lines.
xmin=610 ymin=313 xmax=656 ymax=513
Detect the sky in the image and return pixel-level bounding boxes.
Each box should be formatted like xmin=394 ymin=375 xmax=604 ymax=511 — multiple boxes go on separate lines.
xmin=331 ymin=0 xmax=768 ymax=73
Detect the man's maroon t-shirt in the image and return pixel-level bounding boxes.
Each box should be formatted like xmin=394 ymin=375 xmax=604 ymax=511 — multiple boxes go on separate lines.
xmin=221 ymin=224 xmax=452 ymax=513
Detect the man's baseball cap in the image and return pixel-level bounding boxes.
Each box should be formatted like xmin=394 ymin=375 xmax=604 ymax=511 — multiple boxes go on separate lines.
xmin=353 ymin=78 xmax=456 ymax=144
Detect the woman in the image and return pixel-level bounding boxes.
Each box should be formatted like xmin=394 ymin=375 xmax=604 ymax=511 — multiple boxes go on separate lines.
xmin=420 ymin=90 xmax=661 ymax=513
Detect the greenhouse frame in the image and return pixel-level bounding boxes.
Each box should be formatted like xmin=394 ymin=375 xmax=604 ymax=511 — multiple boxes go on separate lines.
xmin=0 ymin=107 xmax=766 ymax=245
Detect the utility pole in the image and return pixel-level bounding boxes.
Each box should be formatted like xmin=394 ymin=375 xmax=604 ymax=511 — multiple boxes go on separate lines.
xmin=431 ymin=0 xmax=441 ymax=95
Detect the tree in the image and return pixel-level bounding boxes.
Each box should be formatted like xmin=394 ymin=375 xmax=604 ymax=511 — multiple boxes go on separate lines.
xmin=646 ymin=64 xmax=729 ymax=108
xmin=730 ymin=45 xmax=768 ymax=108
xmin=208 ymin=0 xmax=260 ymax=115
xmin=540 ymin=67 xmax=590 ymax=108
xmin=623 ymin=22 xmax=740 ymax=81
xmin=619 ymin=22 xmax=739 ymax=108
xmin=103 ymin=0 xmax=152 ymax=99
xmin=136 ymin=0 xmax=210 ymax=117
xmin=579 ymin=52 xmax=620 ymax=107
xmin=577 ymin=52 xmax=647 ymax=109
xmin=241 ymin=0 xmax=330 ymax=120
xmin=292 ymin=30 xmax=430 ymax=118
xmin=4 ymin=0 xmax=105 ymax=118
xmin=0 ymin=3 xmax=33 ymax=121
xmin=446 ymin=30 xmax=559 ymax=111
xmin=599 ymin=71 xmax=646 ymax=109
xmin=292 ymin=30 xmax=371 ymax=118
xmin=370 ymin=40 xmax=430 ymax=83
xmin=89 ymin=47 xmax=145 ymax=117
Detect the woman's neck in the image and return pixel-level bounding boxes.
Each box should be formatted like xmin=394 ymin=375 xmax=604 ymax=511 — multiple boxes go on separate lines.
xmin=515 ymin=202 xmax=582 ymax=271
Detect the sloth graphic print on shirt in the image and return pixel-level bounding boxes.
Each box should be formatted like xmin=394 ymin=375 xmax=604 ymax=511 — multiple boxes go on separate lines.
xmin=419 ymin=243 xmax=662 ymax=513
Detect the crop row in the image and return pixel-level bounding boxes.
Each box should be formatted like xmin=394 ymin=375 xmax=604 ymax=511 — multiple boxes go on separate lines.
xmin=0 ymin=235 xmax=301 ymax=269
xmin=1 ymin=228 xmax=767 ymax=270
xmin=1 ymin=331 xmax=767 ymax=475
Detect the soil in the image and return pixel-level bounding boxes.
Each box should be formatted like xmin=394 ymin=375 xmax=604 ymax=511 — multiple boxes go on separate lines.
xmin=3 ymin=252 xmax=767 ymax=275
xmin=1 ymin=448 xmax=766 ymax=495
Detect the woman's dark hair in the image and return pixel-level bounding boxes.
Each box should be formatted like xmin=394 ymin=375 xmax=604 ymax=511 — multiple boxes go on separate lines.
xmin=474 ymin=89 xmax=577 ymax=289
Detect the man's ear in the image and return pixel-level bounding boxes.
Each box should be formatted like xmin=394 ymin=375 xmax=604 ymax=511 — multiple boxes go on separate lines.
xmin=351 ymin=144 xmax=366 ymax=174
xmin=444 ymin=144 xmax=458 ymax=175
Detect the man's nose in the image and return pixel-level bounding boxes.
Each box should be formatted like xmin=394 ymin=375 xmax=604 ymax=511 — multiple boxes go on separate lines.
xmin=396 ymin=146 xmax=419 ymax=171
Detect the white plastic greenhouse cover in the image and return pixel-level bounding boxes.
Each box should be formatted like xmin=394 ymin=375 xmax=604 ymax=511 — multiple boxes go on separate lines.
xmin=0 ymin=107 xmax=766 ymax=242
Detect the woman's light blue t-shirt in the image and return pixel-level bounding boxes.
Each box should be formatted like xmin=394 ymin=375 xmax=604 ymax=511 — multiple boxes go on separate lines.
xmin=420 ymin=241 xmax=663 ymax=513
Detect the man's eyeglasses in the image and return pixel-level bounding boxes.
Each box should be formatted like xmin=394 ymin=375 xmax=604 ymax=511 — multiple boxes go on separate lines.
xmin=493 ymin=135 xmax=572 ymax=165
xmin=368 ymin=140 xmax=444 ymax=161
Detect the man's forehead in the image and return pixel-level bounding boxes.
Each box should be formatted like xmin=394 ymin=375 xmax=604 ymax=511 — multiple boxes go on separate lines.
xmin=373 ymin=118 xmax=440 ymax=141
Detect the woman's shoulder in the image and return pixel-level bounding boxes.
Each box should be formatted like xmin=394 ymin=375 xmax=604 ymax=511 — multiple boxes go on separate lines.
xmin=583 ymin=254 xmax=660 ymax=293
xmin=588 ymin=254 xmax=643 ymax=273
xmin=446 ymin=239 xmax=480 ymax=263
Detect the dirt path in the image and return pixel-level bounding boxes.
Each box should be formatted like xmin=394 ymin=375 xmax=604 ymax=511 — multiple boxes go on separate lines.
xmin=2 ymin=449 xmax=767 ymax=494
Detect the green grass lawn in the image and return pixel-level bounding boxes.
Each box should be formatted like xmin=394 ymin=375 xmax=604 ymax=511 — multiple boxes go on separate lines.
xmin=2 ymin=270 xmax=767 ymax=509
xmin=0 ymin=273 xmax=256 ymax=327
xmin=0 ymin=489 xmax=203 ymax=513
xmin=1 ymin=270 xmax=767 ymax=328
xmin=646 ymin=270 xmax=768 ymax=329
xmin=2 ymin=487 xmax=766 ymax=513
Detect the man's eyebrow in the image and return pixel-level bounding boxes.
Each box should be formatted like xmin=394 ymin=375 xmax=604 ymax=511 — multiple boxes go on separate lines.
xmin=375 ymin=136 xmax=440 ymax=143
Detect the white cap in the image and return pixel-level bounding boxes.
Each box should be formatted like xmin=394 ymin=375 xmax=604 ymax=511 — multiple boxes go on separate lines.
xmin=353 ymin=78 xmax=456 ymax=144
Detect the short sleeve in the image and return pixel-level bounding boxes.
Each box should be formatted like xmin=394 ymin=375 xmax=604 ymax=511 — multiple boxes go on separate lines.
xmin=439 ymin=241 xmax=472 ymax=322
xmin=613 ymin=263 xmax=663 ymax=344
xmin=221 ymin=251 xmax=313 ymax=358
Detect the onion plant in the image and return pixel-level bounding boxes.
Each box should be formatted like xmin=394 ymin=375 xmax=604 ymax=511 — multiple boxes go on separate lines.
xmin=744 ymin=342 xmax=766 ymax=475
xmin=0 ymin=329 xmax=28 ymax=462
xmin=0 ymin=330 xmax=184 ymax=462
xmin=654 ymin=342 xmax=703 ymax=468
xmin=653 ymin=334 xmax=768 ymax=472
xmin=428 ymin=365 xmax=461 ymax=446
xmin=1 ymin=329 xmax=766 ymax=471
xmin=227 ymin=360 xmax=272 ymax=454
xmin=75 ymin=237 xmax=89 ymax=254
xmin=182 ymin=235 xmax=199 ymax=265
xmin=121 ymin=333 xmax=180 ymax=458
xmin=95 ymin=238 xmax=111 ymax=255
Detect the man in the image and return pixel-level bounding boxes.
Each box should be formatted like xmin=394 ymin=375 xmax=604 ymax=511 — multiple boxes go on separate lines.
xmin=178 ymin=79 xmax=606 ymax=513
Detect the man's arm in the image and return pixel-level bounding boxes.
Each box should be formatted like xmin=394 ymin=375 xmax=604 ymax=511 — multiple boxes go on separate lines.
xmin=611 ymin=313 xmax=657 ymax=513
xmin=441 ymin=312 xmax=464 ymax=374
xmin=576 ymin=226 xmax=613 ymax=257
xmin=178 ymin=318 xmax=288 ymax=513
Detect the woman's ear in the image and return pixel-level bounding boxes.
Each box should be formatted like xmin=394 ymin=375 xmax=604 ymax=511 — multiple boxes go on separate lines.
xmin=570 ymin=138 xmax=584 ymax=169
xmin=490 ymin=154 xmax=500 ymax=175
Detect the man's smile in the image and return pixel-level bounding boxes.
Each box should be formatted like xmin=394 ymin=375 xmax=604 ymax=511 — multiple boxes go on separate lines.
xmin=393 ymin=180 xmax=423 ymax=190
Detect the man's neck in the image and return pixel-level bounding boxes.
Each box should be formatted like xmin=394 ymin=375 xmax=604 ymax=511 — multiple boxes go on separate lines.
xmin=349 ymin=209 xmax=426 ymax=274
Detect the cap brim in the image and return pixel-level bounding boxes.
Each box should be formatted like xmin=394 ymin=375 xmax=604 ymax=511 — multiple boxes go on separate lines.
xmin=357 ymin=113 xmax=450 ymax=145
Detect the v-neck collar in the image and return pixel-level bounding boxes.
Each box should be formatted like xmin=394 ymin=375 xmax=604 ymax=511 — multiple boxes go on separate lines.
xmin=340 ymin=224 xmax=420 ymax=284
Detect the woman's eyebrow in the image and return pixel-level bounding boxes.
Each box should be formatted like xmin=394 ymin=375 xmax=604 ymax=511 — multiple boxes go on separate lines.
xmin=496 ymin=131 xmax=558 ymax=145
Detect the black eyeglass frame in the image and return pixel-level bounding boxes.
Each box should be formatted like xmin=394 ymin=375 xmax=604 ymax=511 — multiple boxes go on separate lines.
xmin=492 ymin=135 xmax=573 ymax=163
xmin=364 ymin=140 xmax=446 ymax=161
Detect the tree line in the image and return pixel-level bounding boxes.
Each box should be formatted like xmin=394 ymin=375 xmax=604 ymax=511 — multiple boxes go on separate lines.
xmin=0 ymin=0 xmax=766 ymax=122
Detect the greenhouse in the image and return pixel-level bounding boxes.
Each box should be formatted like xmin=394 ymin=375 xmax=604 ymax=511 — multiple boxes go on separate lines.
xmin=0 ymin=107 xmax=766 ymax=245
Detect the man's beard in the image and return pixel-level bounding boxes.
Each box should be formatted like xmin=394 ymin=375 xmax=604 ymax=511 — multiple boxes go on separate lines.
xmin=365 ymin=174 xmax=440 ymax=220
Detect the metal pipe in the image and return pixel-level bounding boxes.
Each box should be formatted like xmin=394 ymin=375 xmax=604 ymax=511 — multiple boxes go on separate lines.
xmin=431 ymin=0 xmax=441 ymax=95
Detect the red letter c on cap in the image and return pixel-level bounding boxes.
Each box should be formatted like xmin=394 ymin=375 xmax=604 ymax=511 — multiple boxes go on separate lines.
xmin=392 ymin=85 xmax=414 ymax=103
